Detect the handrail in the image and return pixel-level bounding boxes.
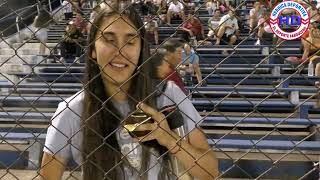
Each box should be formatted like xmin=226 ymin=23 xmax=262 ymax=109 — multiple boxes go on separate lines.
xmin=0 ymin=4 xmax=38 ymax=22
xmin=15 ymin=16 xmax=20 ymax=33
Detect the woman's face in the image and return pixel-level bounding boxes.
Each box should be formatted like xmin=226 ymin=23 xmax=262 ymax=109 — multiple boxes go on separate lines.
xmin=92 ymin=15 xmax=141 ymax=86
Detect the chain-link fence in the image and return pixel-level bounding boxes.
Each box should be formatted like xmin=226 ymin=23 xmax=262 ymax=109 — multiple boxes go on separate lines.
xmin=0 ymin=0 xmax=319 ymax=179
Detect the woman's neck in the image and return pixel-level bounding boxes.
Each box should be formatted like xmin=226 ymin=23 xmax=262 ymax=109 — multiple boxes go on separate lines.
xmin=103 ymin=80 xmax=131 ymax=102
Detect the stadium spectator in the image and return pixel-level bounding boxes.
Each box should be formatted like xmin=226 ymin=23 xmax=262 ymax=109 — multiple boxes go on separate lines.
xmin=141 ymin=0 xmax=157 ymax=15
xmin=87 ymin=4 xmax=101 ymax=32
xmin=308 ymin=1 xmax=320 ymax=23
xmin=150 ymin=48 xmax=188 ymax=94
xmin=206 ymin=0 xmax=220 ymax=15
xmin=167 ymin=0 xmax=185 ymax=25
xmin=144 ymin=15 xmax=159 ymax=45
xmin=73 ymin=12 xmax=88 ymax=35
xmin=249 ymin=2 xmax=264 ymax=34
xmin=255 ymin=10 xmax=272 ymax=45
xmin=180 ymin=43 xmax=203 ymax=86
xmin=40 ymin=6 xmax=219 ymax=179
xmin=181 ymin=13 xmax=204 ymax=42
xmin=183 ymin=0 xmax=196 ymax=12
xmin=219 ymin=0 xmax=231 ymax=12
xmin=62 ymin=0 xmax=73 ymax=20
xmin=301 ymin=21 xmax=320 ymax=62
xmin=207 ymin=9 xmax=221 ymax=39
xmin=32 ymin=7 xmax=52 ymax=55
xmin=157 ymin=0 xmax=168 ymax=23
xmin=163 ymin=39 xmax=189 ymax=94
xmin=215 ymin=10 xmax=239 ymax=54
xmin=60 ymin=21 xmax=82 ymax=62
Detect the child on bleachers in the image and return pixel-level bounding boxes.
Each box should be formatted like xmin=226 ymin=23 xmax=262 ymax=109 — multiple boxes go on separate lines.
xmin=207 ymin=9 xmax=221 ymax=40
xmin=255 ymin=10 xmax=272 ymax=45
xmin=167 ymin=0 xmax=185 ymax=24
xmin=249 ymin=2 xmax=264 ymax=34
xmin=215 ymin=10 xmax=239 ymax=54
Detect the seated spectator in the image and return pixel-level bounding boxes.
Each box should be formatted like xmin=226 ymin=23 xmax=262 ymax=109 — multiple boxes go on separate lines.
xmin=73 ymin=12 xmax=88 ymax=35
xmin=162 ymin=39 xmax=189 ymax=94
xmin=167 ymin=0 xmax=185 ymax=25
xmin=206 ymin=0 xmax=220 ymax=16
xmin=157 ymin=0 xmax=168 ymax=23
xmin=183 ymin=0 xmax=196 ymax=12
xmin=60 ymin=21 xmax=82 ymax=62
xmin=181 ymin=14 xmax=204 ymax=42
xmin=87 ymin=4 xmax=101 ymax=32
xmin=301 ymin=21 xmax=320 ymax=62
xmin=144 ymin=15 xmax=159 ymax=45
xmin=141 ymin=0 xmax=157 ymax=15
xmin=215 ymin=10 xmax=239 ymax=54
xmin=180 ymin=43 xmax=203 ymax=86
xmin=32 ymin=6 xmax=52 ymax=55
xmin=255 ymin=10 xmax=272 ymax=45
xmin=62 ymin=0 xmax=73 ymax=20
xmin=150 ymin=48 xmax=188 ymax=95
xmin=249 ymin=2 xmax=264 ymax=33
xmin=219 ymin=0 xmax=231 ymax=12
xmin=207 ymin=9 xmax=221 ymax=39
xmin=308 ymin=1 xmax=320 ymax=23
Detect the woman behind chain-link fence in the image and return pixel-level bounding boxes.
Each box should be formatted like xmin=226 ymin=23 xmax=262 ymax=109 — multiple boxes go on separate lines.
xmin=40 ymin=3 xmax=218 ymax=180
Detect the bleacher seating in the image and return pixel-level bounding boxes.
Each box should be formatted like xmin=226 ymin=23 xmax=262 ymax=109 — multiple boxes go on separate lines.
xmin=0 ymin=0 xmax=319 ymax=179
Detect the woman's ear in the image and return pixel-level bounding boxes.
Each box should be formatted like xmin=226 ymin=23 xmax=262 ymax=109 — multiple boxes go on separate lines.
xmin=91 ymin=49 xmax=97 ymax=59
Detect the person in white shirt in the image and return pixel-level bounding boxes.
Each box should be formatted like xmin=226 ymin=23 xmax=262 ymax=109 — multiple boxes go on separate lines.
xmin=255 ymin=10 xmax=272 ymax=45
xmin=249 ymin=2 xmax=264 ymax=33
xmin=62 ymin=0 xmax=73 ymax=20
xmin=215 ymin=10 xmax=239 ymax=54
xmin=206 ymin=0 xmax=219 ymax=16
xmin=207 ymin=9 xmax=221 ymax=39
xmin=167 ymin=0 xmax=185 ymax=24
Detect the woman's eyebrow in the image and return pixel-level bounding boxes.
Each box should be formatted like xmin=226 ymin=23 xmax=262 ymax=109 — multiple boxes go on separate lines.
xmin=102 ymin=32 xmax=115 ymax=37
xmin=126 ymin=32 xmax=139 ymax=38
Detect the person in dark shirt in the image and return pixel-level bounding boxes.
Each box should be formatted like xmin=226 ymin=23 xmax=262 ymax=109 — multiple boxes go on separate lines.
xmin=149 ymin=48 xmax=188 ymax=95
xmin=60 ymin=21 xmax=83 ymax=62
xmin=181 ymin=13 xmax=204 ymax=42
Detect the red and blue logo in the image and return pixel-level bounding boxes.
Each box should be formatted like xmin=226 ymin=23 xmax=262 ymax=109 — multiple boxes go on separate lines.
xmin=270 ymin=1 xmax=309 ymax=40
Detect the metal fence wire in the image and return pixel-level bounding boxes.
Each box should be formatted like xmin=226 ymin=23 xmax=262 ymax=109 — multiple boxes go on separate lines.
xmin=0 ymin=0 xmax=319 ymax=179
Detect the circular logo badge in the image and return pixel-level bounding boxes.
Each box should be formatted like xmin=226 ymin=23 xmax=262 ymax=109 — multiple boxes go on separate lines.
xmin=270 ymin=1 xmax=309 ymax=40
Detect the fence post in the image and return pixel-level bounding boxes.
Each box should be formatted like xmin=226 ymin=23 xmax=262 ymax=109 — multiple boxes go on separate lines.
xmin=48 ymin=0 xmax=53 ymax=13
xmin=36 ymin=4 xmax=40 ymax=14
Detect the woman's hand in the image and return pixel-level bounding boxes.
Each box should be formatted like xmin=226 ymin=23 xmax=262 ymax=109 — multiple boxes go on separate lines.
xmin=132 ymin=103 xmax=176 ymax=147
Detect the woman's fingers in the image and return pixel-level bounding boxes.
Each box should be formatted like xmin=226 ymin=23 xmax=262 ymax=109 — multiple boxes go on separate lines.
xmin=133 ymin=123 xmax=157 ymax=132
xmin=136 ymin=103 xmax=165 ymax=123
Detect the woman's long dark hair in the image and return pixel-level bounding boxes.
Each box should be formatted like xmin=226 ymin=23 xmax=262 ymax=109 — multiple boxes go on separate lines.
xmin=81 ymin=3 xmax=159 ymax=180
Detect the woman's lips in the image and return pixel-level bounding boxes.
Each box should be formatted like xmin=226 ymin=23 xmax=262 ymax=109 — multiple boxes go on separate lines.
xmin=109 ymin=62 xmax=128 ymax=70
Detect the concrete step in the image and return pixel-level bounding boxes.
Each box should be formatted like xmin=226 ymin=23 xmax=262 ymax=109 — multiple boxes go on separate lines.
xmin=0 ymin=42 xmax=58 ymax=49
xmin=0 ymin=55 xmax=46 ymax=64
